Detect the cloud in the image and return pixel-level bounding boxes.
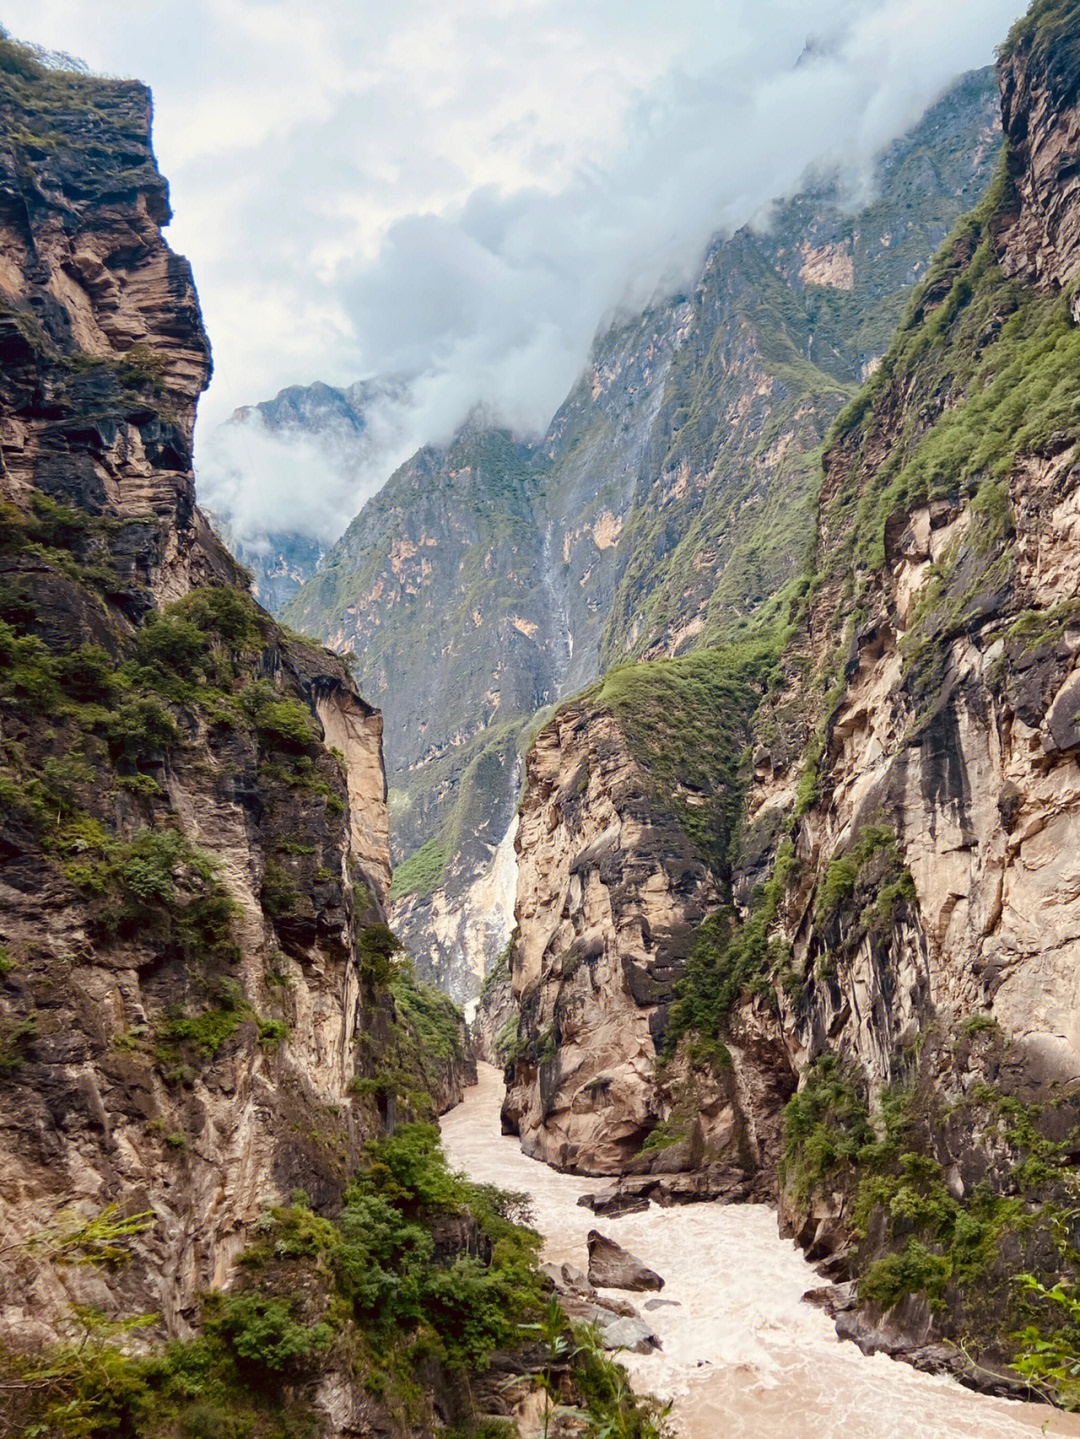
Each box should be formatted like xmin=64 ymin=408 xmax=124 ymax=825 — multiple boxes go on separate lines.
xmin=197 ymin=389 xmax=422 ymax=545
xmin=5 ymin=0 xmax=1025 ymax=542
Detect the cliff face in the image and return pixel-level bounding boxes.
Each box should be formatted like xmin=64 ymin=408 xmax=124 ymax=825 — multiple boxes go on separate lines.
xmin=500 ymin=690 xmax=794 ymax=1192
xmin=280 ymin=72 xmax=1002 ymax=1004
xmin=998 ymin=18 xmax=1080 ymax=301
xmin=283 ymin=425 xmax=549 ymax=1002
xmin=782 ymin=11 xmax=1080 ymax=1089
xmin=502 ymin=4 xmax=1080 ymax=1384
xmin=0 ymin=42 xmax=399 ymax=1341
xmin=498 ymin=642 xmax=797 ymax=1192
xmin=0 ymin=62 xmax=211 ymax=599
xmin=503 ymin=701 xmax=719 ymax=1173
xmin=0 ymin=45 xmax=507 ymax=1439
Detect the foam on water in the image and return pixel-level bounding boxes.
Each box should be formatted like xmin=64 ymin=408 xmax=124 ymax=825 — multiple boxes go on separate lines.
xmin=441 ymin=1064 xmax=1080 ymax=1439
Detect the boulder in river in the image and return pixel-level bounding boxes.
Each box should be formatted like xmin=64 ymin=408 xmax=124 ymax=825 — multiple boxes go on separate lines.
xmin=540 ymin=1262 xmax=660 ymax=1353
xmin=587 ymin=1230 xmax=665 ymax=1292
xmin=577 ymin=1189 xmax=650 ymax=1217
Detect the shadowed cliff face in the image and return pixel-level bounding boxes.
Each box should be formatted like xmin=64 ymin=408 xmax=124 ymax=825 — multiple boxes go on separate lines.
xmin=500 ymin=6 xmax=1080 ymax=1386
xmin=0 ymin=47 xmax=478 ymax=1419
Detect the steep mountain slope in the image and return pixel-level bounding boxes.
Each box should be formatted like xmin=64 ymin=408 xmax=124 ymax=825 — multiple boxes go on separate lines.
xmin=284 ymin=424 xmax=552 ymax=1001
xmin=206 ymin=377 xmax=408 ymax=610
xmin=502 ymin=1 xmax=1080 ymax=1393
xmin=0 ymin=37 xmax=646 ymax=1439
xmin=281 ymin=70 xmax=1002 ymax=1003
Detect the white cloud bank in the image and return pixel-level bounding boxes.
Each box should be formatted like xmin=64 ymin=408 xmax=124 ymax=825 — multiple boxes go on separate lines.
xmin=6 ymin=0 xmax=1025 ymax=541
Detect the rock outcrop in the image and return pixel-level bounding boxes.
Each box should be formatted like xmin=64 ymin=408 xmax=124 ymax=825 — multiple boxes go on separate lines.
xmin=501 ymin=657 xmax=796 ymax=1189
xmin=501 ymin=699 xmax=719 ymax=1172
xmin=586 ymin=1232 xmax=664 ymax=1293
xmin=541 ymin=1262 xmax=661 ymax=1353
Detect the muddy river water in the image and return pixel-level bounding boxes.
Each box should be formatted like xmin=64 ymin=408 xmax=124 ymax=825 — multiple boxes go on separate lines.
xmin=441 ymin=1063 xmax=1080 ymax=1439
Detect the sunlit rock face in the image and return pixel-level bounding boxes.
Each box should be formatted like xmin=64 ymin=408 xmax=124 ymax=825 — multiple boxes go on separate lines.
xmin=500 ymin=9 xmax=1080 ymax=1380
xmin=501 ymin=696 xmax=793 ymax=1189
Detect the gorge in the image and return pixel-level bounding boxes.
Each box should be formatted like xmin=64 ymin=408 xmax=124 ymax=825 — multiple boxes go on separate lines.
xmin=6 ymin=1 xmax=1080 ymax=1437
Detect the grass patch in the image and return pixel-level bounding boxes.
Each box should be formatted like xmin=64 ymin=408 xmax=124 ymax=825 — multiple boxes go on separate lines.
xmin=390 ymin=836 xmax=448 ymax=901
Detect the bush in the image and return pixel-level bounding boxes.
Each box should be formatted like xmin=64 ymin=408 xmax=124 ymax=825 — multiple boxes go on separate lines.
xmin=356 ymin=923 xmax=405 ymax=987
xmin=54 ymin=645 xmax=121 ymax=704
xmin=169 ymin=587 xmax=263 ymax=653
xmin=860 ymin=1240 xmax=953 ymax=1310
xmin=66 ymin=828 xmax=240 ymax=964
xmin=390 ymin=965 xmax=464 ymax=1063
xmin=241 ymin=681 xmax=319 ymax=750
xmin=666 ymin=839 xmax=795 ymax=1048
xmin=260 ymin=861 xmax=301 ymax=920
xmin=203 ymin=1292 xmax=332 ymax=1375
xmin=135 ymin=613 xmax=208 ymax=678
xmin=781 ymin=1054 xmax=876 ymax=1201
xmin=104 ymin=696 xmax=179 ymax=764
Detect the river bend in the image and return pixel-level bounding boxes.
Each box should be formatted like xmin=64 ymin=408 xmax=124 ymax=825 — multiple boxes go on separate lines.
xmin=441 ymin=1064 xmax=1080 ymax=1439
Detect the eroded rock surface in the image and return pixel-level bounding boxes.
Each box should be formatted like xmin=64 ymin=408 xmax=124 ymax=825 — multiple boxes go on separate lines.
xmin=501 ymin=701 xmax=723 ymax=1173
xmin=586 ymin=1231 xmax=665 ymax=1293
xmin=0 ymin=47 xmax=466 ymax=1410
xmin=500 ymin=9 xmax=1080 ymax=1389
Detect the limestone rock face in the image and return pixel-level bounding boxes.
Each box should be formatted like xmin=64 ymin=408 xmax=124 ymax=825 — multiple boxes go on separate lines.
xmin=0 ymin=70 xmax=216 ymax=607
xmin=0 ymin=52 xmax=455 ymax=1378
xmin=998 ymin=34 xmax=1080 ymax=302
xmin=777 ymin=19 xmax=1080 ymax=1099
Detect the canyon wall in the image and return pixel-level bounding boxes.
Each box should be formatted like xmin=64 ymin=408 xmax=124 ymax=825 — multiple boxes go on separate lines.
xmin=0 ymin=39 xmax=397 ymax=1339
xmin=0 ymin=42 xmax=496 ymax=1438
xmin=279 ymin=71 xmax=1002 ymax=1003
xmin=500 ymin=4 xmax=1080 ymax=1384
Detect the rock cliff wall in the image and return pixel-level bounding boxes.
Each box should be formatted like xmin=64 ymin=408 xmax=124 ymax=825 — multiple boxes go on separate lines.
xmin=0 ymin=41 xmax=400 ymax=1343
xmin=500 ymin=647 xmax=796 ymax=1193
xmin=502 ymin=2 xmax=1080 ymax=1388
xmin=280 ymin=72 xmax=1003 ymax=1004
xmin=0 ymin=43 xmax=497 ymax=1439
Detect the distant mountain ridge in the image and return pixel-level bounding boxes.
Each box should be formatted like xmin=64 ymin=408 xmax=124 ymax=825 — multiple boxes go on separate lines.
xmin=205 ymin=376 xmax=410 ymax=609
xmin=252 ymin=69 xmax=1002 ymax=1001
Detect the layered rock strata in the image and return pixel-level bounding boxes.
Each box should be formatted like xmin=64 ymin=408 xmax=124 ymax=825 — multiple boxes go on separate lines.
xmin=0 ymin=43 xmax=462 ymax=1397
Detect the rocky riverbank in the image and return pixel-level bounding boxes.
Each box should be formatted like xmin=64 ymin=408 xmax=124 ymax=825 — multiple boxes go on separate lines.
xmin=443 ymin=1065 xmax=1080 ymax=1439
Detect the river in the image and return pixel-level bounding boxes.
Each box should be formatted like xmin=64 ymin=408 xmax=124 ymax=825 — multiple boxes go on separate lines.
xmin=441 ymin=1063 xmax=1080 ymax=1439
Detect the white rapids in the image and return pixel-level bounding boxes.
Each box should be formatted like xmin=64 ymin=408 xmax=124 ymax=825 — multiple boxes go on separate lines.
xmin=441 ymin=1063 xmax=1080 ymax=1439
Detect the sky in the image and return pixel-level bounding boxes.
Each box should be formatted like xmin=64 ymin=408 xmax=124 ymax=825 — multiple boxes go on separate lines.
xmin=6 ymin=0 xmax=1026 ymax=543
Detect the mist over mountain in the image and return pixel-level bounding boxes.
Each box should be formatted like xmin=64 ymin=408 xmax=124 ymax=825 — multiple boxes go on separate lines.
xmin=11 ymin=2 xmax=1080 ymax=1430
xmin=7 ymin=0 xmax=1017 ymax=547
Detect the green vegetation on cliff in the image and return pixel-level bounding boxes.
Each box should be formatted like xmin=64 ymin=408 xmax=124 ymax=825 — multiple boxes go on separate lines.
xmin=593 ymin=636 xmax=777 ymax=871
xmin=1 ymin=1123 xmax=664 ymax=1438
xmin=1002 ymin=0 xmax=1080 ymax=68
xmin=823 ymin=155 xmax=1080 ymax=585
xmin=781 ymin=1041 xmax=1080 ymax=1376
